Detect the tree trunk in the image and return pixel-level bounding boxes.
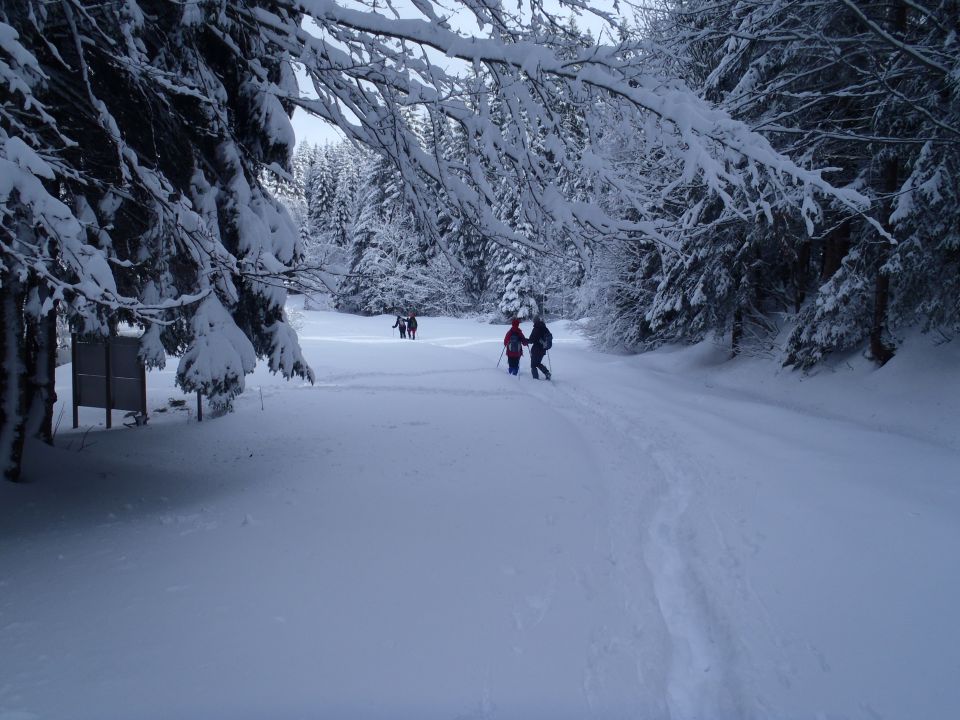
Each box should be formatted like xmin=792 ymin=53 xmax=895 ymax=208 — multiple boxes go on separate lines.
xmin=870 ymin=156 xmax=898 ymax=365
xmin=0 ymin=269 xmax=28 ymax=482
xmin=869 ymin=0 xmax=906 ymax=366
xmin=25 ymin=288 xmax=58 ymax=445
xmin=731 ymin=306 xmax=743 ymax=357
xmin=795 ymin=239 xmax=811 ymax=312
xmin=821 ymin=221 xmax=851 ymax=281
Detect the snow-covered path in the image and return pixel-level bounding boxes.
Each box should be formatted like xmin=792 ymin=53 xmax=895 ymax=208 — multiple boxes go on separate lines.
xmin=1 ymin=308 xmax=958 ymax=719
xmin=544 ymin=343 xmax=960 ymax=720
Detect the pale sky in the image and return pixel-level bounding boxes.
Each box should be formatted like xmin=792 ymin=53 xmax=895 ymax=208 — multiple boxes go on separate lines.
xmin=291 ymin=107 xmax=344 ymax=147
xmin=288 ymin=0 xmax=622 ymax=147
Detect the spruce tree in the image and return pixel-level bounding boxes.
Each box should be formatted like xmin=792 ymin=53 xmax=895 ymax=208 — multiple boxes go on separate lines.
xmin=1 ymin=0 xmax=313 ymax=479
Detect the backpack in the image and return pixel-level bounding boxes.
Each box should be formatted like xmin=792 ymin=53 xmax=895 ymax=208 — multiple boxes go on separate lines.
xmin=540 ymin=328 xmax=553 ymax=351
xmin=507 ymin=332 xmax=522 ymax=354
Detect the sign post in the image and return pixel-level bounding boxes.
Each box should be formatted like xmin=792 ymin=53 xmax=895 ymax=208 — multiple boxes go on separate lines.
xmin=71 ymin=334 xmax=148 ymax=428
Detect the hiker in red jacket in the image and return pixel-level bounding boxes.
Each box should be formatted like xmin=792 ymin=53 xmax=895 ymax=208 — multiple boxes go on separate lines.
xmin=503 ymin=318 xmax=528 ymax=376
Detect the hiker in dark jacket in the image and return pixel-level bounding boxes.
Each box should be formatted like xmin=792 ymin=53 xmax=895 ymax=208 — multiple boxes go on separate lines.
xmin=407 ymin=313 xmax=418 ymax=339
xmin=503 ymin=318 xmax=528 ymax=376
xmin=392 ymin=314 xmax=407 ymax=339
xmin=528 ymin=316 xmax=552 ymax=380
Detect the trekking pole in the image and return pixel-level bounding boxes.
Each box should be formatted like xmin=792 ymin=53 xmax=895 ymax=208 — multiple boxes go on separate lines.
xmin=546 ymin=350 xmax=551 ymax=373
xmin=497 ymin=346 xmax=505 ymax=368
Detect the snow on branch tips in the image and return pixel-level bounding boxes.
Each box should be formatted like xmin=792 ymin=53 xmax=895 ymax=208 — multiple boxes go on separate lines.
xmin=177 ymin=295 xmax=258 ymax=410
xmin=261 ymin=0 xmax=869 ymax=252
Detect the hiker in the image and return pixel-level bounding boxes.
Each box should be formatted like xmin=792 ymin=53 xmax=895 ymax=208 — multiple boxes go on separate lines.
xmin=528 ymin=315 xmax=552 ymax=380
xmin=503 ymin=318 xmax=528 ymax=376
xmin=392 ymin=314 xmax=407 ymax=339
xmin=407 ymin=313 xmax=418 ymax=340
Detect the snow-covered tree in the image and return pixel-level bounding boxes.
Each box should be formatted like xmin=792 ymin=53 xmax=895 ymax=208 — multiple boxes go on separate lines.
xmin=580 ymin=0 xmax=959 ymax=364
xmin=337 ymin=150 xmax=401 ymax=311
xmin=2 ymin=0 xmax=314 ymax=479
xmin=493 ymin=243 xmax=539 ymax=321
xmin=306 ymin=143 xmax=336 ymax=233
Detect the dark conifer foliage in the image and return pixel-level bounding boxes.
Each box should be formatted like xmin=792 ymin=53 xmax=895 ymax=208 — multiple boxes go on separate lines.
xmin=587 ymin=0 xmax=960 ymax=366
xmin=1 ymin=0 xmax=312 ymax=479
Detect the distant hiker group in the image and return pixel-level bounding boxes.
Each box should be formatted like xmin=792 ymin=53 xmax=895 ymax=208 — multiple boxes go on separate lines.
xmin=502 ymin=316 xmax=553 ymax=380
xmin=392 ymin=312 xmax=418 ymax=339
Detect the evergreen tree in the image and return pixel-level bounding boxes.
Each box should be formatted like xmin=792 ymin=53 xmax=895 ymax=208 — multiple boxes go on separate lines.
xmin=584 ymin=0 xmax=959 ymax=365
xmin=329 ymin=144 xmax=363 ymax=247
xmin=1 ymin=0 xmax=313 ymax=479
xmin=307 ymin=143 xmax=337 ymax=234
xmin=494 ymin=243 xmax=539 ymax=320
xmin=336 ymin=150 xmax=406 ymax=312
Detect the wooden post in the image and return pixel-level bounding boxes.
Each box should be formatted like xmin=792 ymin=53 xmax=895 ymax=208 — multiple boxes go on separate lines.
xmin=71 ymin=333 xmax=79 ymax=429
xmin=731 ymin=307 xmax=743 ymax=357
xmin=104 ymin=339 xmax=112 ymax=429
xmin=197 ymin=391 xmax=203 ymax=422
xmin=140 ymin=362 xmax=148 ymax=422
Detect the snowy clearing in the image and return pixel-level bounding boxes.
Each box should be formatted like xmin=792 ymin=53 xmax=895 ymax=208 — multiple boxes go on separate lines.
xmin=1 ymin=303 xmax=958 ymax=720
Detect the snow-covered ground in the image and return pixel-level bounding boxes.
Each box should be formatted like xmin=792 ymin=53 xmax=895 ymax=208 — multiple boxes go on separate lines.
xmin=2 ymin=302 xmax=958 ymax=720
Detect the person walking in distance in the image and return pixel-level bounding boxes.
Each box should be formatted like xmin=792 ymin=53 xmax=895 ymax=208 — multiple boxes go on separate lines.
xmin=503 ymin=318 xmax=528 ymax=376
xmin=392 ymin=313 xmax=407 ymax=339
xmin=528 ymin=315 xmax=552 ymax=380
xmin=407 ymin=312 xmax=418 ymax=340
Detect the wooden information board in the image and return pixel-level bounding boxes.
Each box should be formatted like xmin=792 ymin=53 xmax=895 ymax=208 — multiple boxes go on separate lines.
xmin=71 ymin=334 xmax=147 ymax=428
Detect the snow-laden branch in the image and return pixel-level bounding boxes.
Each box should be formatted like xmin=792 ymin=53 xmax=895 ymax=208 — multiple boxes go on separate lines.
xmin=835 ymin=0 xmax=952 ymax=77
xmin=239 ymin=0 xmax=870 ymax=258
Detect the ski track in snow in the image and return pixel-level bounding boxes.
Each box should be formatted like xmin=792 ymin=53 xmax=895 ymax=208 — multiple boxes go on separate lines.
xmin=529 ymin=378 xmax=734 ymax=719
